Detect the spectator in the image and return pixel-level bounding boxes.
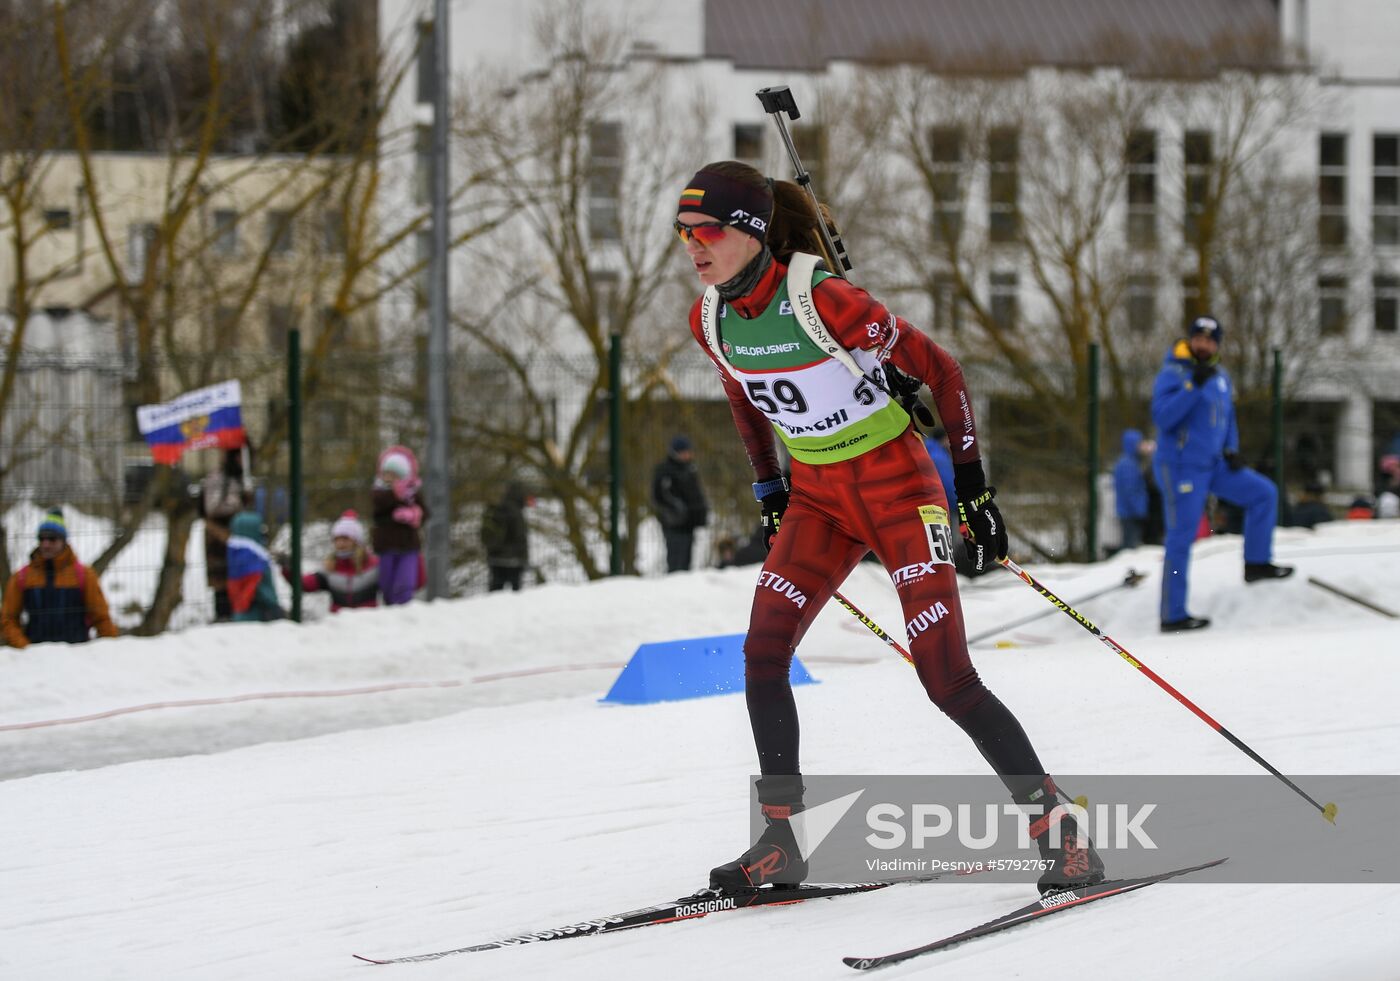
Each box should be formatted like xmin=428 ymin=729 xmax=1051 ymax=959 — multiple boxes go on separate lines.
xmin=1287 ymin=481 xmax=1334 ymax=529
xmin=481 ymin=481 xmax=531 ymax=591
xmin=652 ymin=435 xmax=709 ymax=573
xmin=921 ymin=426 xmax=959 ymax=518
xmin=227 ymin=509 xmax=284 ymax=622
xmin=2 ymin=508 xmax=119 ymax=648
xmin=280 ymin=510 xmax=379 ymax=612
xmin=1151 ymin=315 xmax=1292 ymax=633
xmin=198 ymin=448 xmax=246 ymax=621
xmin=922 ymin=426 xmax=976 ymax=576
xmin=1143 ymin=468 xmax=1166 ymax=546
xmin=372 ymin=445 xmax=429 ymax=605
xmin=1346 ymin=497 xmax=1376 ymax=520
xmin=1377 ymin=455 xmax=1400 ymax=520
xmin=1112 ymin=428 xmax=1154 ymax=550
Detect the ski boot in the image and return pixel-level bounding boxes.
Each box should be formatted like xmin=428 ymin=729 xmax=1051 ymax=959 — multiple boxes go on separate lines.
xmin=709 ymin=775 xmax=808 ymax=891
xmin=1245 ymin=562 xmax=1294 ymax=583
xmin=1016 ymin=776 xmax=1106 ymax=895
xmin=1161 ymin=616 xmax=1211 ymax=632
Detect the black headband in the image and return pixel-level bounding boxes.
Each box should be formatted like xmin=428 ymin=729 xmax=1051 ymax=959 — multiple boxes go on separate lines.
xmin=677 ymin=170 xmax=773 ymax=242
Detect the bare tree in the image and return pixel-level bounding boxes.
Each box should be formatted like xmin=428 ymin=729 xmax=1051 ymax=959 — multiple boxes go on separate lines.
xmin=448 ymin=4 xmax=711 ymax=578
xmin=20 ymin=0 xmax=500 ymax=628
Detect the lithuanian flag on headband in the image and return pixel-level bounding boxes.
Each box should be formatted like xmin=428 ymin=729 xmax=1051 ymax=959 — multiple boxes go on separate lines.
xmin=679 ymin=187 xmax=705 ymax=208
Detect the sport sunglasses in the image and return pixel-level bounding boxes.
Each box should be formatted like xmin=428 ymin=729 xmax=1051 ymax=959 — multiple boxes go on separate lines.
xmin=673 ymin=218 xmax=738 ymax=245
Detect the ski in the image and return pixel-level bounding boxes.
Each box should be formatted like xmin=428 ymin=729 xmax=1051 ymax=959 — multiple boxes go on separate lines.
xmin=354 ymin=878 xmax=925 ymax=965
xmin=842 ymin=857 xmax=1227 ymax=971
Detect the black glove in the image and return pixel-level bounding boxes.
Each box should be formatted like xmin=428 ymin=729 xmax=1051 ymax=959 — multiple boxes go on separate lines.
xmin=754 ymin=476 xmax=790 ymax=551
xmin=1223 ymin=450 xmax=1244 ymax=471
xmin=883 ymin=364 xmax=937 ymax=429
xmin=1191 ymin=361 xmax=1216 ymax=387
xmin=953 ymin=460 xmax=1008 ymax=575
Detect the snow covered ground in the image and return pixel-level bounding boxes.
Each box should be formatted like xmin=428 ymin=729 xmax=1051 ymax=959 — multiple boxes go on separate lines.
xmin=3 ymin=520 xmax=1398 ymax=979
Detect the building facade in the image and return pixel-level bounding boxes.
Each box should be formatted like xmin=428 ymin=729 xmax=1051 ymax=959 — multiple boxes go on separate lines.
xmin=380 ymin=0 xmax=1400 ymax=497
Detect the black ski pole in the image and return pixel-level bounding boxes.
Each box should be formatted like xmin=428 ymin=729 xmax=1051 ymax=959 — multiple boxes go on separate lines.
xmin=1000 ymin=557 xmax=1338 ymax=824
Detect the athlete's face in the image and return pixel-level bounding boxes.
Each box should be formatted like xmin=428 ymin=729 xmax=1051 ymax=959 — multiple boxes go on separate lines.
xmin=677 ymin=211 xmax=760 ymax=287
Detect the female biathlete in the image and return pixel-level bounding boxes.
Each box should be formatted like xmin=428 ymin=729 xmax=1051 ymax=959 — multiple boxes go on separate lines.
xmin=675 ymin=161 xmax=1103 ymax=896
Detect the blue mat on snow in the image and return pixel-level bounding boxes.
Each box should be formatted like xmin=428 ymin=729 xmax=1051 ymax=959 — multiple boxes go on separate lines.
xmin=600 ymin=632 xmax=817 ymax=705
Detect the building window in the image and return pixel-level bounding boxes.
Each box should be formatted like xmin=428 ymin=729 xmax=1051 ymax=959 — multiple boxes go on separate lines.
xmin=1375 ymin=274 xmax=1398 ymax=333
xmin=323 ymin=210 xmax=345 ymax=255
xmin=1374 ymin=134 xmax=1398 ymax=247
xmin=213 ymin=209 xmax=237 ymax=256
xmin=43 ymin=208 xmax=72 ymax=230
xmin=267 ymin=210 xmax=293 ymax=255
xmin=1126 ymin=130 xmax=1157 ymax=248
xmin=267 ymin=302 xmax=294 ymax=349
xmin=320 ymin=306 xmax=349 ymax=343
xmin=1318 ymin=275 xmax=1347 ymax=335
xmin=416 ymin=21 xmax=436 ymax=105
xmin=215 ymin=305 xmax=239 ymax=348
xmin=1182 ymin=274 xmax=1201 ymax=326
xmin=589 ymin=121 xmax=623 ymax=242
xmin=792 ymin=124 xmax=824 ymax=189
xmin=929 ymin=126 xmax=964 ymax=244
xmin=733 ymin=123 xmax=763 ymax=163
xmin=414 ymin=230 xmax=431 ymax=307
xmin=127 ymin=222 xmax=157 ymax=276
xmin=1183 ymin=130 xmax=1212 ymax=245
xmin=414 ymin=125 xmax=432 ymax=205
xmin=931 ymin=273 xmax=962 ymax=333
xmin=1126 ymin=274 xmax=1157 ymax=333
xmin=989 ymin=271 xmax=1018 ymax=329
xmin=987 ymin=128 xmax=1019 ymax=243
xmin=590 ymin=268 xmax=620 ymax=330
xmin=1319 ymin=133 xmax=1348 ymax=248
xmin=313 ymin=400 xmax=350 ymax=441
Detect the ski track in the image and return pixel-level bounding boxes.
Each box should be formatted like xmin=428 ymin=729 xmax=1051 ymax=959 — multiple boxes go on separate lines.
xmin=1 ymin=521 xmax=1398 ymax=979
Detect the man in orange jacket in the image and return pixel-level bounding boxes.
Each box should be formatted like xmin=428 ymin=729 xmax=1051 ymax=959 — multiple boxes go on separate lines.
xmin=2 ymin=508 xmax=119 ymax=648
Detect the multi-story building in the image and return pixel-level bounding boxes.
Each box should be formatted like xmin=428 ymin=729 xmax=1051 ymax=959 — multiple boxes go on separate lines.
xmin=1 ymin=151 xmax=379 ymax=504
xmin=380 ymin=0 xmax=1399 ymax=498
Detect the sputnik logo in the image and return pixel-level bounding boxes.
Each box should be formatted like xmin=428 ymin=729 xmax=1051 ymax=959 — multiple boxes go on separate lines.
xmin=788 ymin=790 xmax=864 ymax=859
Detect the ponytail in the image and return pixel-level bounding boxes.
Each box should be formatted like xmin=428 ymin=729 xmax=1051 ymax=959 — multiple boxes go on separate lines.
xmin=767 ymin=179 xmax=841 ymax=268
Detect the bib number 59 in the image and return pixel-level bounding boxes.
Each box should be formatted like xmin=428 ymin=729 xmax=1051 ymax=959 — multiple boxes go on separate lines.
xmin=746 ymin=379 xmax=808 ymax=416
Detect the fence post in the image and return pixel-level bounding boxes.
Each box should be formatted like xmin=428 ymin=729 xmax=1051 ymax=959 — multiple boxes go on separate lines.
xmin=608 ymin=331 xmax=622 ymax=575
xmin=288 ymin=327 xmax=303 ymax=623
xmin=1087 ymin=341 xmax=1100 ymax=562
xmin=423 ymin=0 xmax=452 ymax=600
xmin=1271 ymin=347 xmax=1284 ymax=492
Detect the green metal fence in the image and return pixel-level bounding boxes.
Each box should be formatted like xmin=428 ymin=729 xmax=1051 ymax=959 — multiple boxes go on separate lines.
xmin=0 ymin=337 xmax=1377 ymax=637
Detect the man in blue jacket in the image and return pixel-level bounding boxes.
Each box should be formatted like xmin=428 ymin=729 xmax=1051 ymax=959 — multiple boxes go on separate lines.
xmin=1150 ymin=316 xmax=1292 ymax=632
xmin=1112 ymin=428 xmax=1152 ymax=550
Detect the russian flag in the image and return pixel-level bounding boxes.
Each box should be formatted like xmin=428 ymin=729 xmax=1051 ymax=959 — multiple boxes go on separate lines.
xmin=136 ymin=381 xmax=246 ymax=465
xmin=226 ymin=533 xmax=271 ymax=615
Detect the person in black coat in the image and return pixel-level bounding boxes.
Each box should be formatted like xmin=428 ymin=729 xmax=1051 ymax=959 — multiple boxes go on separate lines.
xmin=481 ymin=481 xmax=530 ymax=591
xmin=652 ymin=435 xmax=709 ymax=572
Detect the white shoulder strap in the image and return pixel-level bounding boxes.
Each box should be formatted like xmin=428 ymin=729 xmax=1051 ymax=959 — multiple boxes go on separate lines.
xmin=786 ymin=252 xmax=865 ymax=380
xmin=698 ymin=287 xmax=743 ymax=383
